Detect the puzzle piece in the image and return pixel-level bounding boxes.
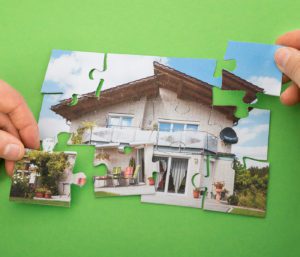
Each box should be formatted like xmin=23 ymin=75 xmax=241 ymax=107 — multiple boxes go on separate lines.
xmin=212 ymin=41 xmax=283 ymax=118
xmin=9 ymin=149 xmax=86 ymax=207
xmin=223 ymin=41 xmax=282 ymax=96
xmin=202 ymin=108 xmax=271 ymax=217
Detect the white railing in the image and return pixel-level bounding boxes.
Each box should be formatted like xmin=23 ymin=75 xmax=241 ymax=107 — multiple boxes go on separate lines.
xmin=156 ymin=130 xmax=218 ymax=152
xmin=85 ymin=126 xmax=218 ymax=152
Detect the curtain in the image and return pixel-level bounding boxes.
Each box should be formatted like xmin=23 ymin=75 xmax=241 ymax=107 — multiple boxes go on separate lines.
xmin=170 ymin=158 xmax=188 ymax=193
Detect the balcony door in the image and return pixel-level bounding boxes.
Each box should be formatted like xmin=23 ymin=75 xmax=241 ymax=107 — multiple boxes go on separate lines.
xmin=153 ymin=156 xmax=188 ymax=194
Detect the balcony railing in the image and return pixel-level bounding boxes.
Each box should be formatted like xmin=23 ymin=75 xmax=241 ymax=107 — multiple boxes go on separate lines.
xmin=83 ymin=126 xmax=218 ymax=152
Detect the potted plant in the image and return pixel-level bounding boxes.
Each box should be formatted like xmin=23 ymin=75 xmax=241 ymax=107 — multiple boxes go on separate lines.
xmin=148 ymin=177 xmax=155 ymax=186
xmin=44 ymin=189 xmax=52 ymax=199
xmin=214 ymin=182 xmax=224 ymax=190
xmin=35 ymin=187 xmax=45 ymax=198
xmin=200 ymin=189 xmax=206 ymax=196
xmin=193 ymin=187 xmax=200 ymax=199
xmin=129 ymin=157 xmax=136 ymax=170
xmin=214 ymin=182 xmax=224 ymax=202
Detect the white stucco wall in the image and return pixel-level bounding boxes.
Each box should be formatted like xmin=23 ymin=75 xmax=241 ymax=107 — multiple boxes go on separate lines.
xmin=57 ymin=153 xmax=77 ymax=197
xmin=205 ymin=158 xmax=235 ymax=198
xmin=70 ymin=96 xmax=147 ymax=133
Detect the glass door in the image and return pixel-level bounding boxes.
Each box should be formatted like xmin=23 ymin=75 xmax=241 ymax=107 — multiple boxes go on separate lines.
xmin=167 ymin=158 xmax=188 ymax=194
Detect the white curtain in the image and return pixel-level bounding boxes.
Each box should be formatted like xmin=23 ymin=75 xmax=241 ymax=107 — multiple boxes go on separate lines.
xmin=170 ymin=158 xmax=188 ymax=193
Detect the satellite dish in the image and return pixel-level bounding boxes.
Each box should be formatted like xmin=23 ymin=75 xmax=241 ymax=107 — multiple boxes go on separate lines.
xmin=220 ymin=127 xmax=238 ymax=144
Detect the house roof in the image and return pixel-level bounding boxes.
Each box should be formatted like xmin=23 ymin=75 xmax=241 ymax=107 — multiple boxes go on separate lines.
xmin=222 ymin=69 xmax=264 ymax=103
xmin=51 ymin=62 xmax=261 ymax=122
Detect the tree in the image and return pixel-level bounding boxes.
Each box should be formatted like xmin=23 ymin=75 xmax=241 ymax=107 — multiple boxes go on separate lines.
xmin=28 ymin=151 xmax=69 ymax=195
xmin=228 ymin=159 xmax=269 ymax=210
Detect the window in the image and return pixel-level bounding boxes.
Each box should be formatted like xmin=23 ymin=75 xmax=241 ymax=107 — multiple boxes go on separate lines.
xmin=186 ymin=124 xmax=198 ymax=131
xmin=158 ymin=121 xmax=199 ymax=132
xmin=173 ymin=123 xmax=185 ymax=132
xmin=152 ymin=156 xmax=168 ymax=192
xmin=108 ymin=115 xmax=133 ymax=128
xmin=153 ymin=156 xmax=188 ymax=194
xmin=159 ymin=122 xmax=171 ymax=132
xmin=168 ymin=158 xmax=188 ymax=194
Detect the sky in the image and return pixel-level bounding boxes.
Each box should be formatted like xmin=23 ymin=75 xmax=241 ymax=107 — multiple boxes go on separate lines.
xmin=38 ymin=49 xmax=272 ymax=166
xmin=232 ymin=108 xmax=270 ymax=167
xmin=223 ymin=41 xmax=282 ymax=96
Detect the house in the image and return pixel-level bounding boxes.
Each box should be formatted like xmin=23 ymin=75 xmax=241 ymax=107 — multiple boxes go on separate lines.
xmin=51 ymin=62 xmax=263 ymax=206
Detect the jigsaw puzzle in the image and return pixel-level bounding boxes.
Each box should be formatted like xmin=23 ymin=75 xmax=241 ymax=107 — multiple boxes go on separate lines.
xmin=202 ymin=108 xmax=270 ymax=217
xmin=33 ymin=42 xmax=281 ymax=215
xmin=9 ymin=149 xmax=86 ymax=207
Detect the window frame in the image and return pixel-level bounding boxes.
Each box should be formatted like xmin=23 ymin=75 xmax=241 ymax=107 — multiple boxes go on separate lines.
xmin=158 ymin=120 xmax=199 ymax=132
xmin=154 ymin=155 xmax=189 ymax=195
xmin=107 ymin=113 xmax=134 ymax=128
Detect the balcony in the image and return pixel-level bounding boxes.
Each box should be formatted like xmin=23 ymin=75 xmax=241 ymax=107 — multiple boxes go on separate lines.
xmin=84 ymin=126 xmax=218 ymax=153
xmin=157 ymin=130 xmax=218 ymax=152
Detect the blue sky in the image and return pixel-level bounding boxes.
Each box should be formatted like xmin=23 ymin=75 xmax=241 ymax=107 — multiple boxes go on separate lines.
xmin=223 ymin=41 xmax=282 ymax=95
xmin=167 ymin=57 xmax=218 ymax=85
xmin=232 ymin=108 xmax=270 ymax=163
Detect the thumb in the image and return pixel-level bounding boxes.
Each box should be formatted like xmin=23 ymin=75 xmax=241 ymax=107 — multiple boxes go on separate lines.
xmin=275 ymin=47 xmax=300 ymax=87
xmin=0 ymin=130 xmax=25 ymax=161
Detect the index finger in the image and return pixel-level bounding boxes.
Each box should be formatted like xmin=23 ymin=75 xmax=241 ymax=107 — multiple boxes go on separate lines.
xmin=276 ymin=30 xmax=300 ymax=49
xmin=0 ymin=80 xmax=40 ymax=149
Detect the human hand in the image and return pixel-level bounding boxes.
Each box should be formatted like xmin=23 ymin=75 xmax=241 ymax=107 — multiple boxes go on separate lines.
xmin=0 ymin=80 xmax=40 ymax=176
xmin=275 ymin=30 xmax=300 ymax=105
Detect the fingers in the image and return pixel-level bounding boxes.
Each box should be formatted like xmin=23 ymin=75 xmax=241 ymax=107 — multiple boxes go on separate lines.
xmin=0 ymin=112 xmax=20 ymax=139
xmin=0 ymin=80 xmax=40 ymax=149
xmin=0 ymin=130 xmax=24 ymax=161
xmin=0 ymin=113 xmax=21 ymax=176
xmin=276 ymin=30 xmax=300 ymax=49
xmin=5 ymin=160 xmax=15 ymax=176
xmin=276 ymin=30 xmax=300 ymax=84
xmin=274 ymin=47 xmax=300 ymax=87
xmin=280 ymin=83 xmax=300 ymax=106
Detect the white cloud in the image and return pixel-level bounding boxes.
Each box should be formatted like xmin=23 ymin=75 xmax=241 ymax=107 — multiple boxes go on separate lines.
xmin=234 ymin=124 xmax=269 ymax=145
xmin=248 ymin=76 xmax=281 ymax=96
xmin=45 ymin=51 xmax=168 ymax=98
xmin=38 ymin=117 xmax=70 ymax=139
xmin=232 ymin=145 xmax=268 ymax=161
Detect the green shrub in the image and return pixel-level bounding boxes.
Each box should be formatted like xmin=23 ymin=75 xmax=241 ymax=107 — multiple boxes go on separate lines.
xmin=228 ymin=194 xmax=239 ymax=205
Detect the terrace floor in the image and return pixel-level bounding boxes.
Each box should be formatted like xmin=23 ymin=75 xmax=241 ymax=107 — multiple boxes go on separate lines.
xmin=94 ymin=184 xmax=155 ymax=197
xmin=141 ymin=193 xmax=203 ymax=208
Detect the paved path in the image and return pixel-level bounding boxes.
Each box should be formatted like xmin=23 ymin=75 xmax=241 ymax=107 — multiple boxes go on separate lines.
xmin=204 ymin=199 xmax=231 ymax=213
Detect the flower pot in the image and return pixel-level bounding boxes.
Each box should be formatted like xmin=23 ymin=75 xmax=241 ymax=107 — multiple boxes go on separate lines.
xmin=44 ymin=193 xmax=52 ymax=199
xmin=123 ymin=178 xmax=130 ymax=186
xmin=35 ymin=192 xmax=44 ymax=198
xmin=215 ymin=188 xmax=222 ymax=193
xmin=148 ymin=178 xmax=155 ymax=186
xmin=193 ymin=190 xmax=200 ymax=199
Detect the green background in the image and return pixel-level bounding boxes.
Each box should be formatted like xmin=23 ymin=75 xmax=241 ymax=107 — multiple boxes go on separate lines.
xmin=0 ymin=1 xmax=299 ymax=256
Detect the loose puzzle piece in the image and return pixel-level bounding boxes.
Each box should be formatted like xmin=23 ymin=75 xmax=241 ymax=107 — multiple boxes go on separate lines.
xmin=36 ymin=42 xmax=276 ymax=213
xmin=9 ymin=149 xmax=86 ymax=207
xmin=212 ymin=41 xmax=283 ymax=119
xmin=202 ymin=108 xmax=271 ymax=217
xmin=223 ymin=41 xmax=282 ymax=97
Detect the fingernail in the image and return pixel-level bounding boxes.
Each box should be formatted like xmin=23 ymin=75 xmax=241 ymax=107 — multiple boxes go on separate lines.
xmin=275 ymin=47 xmax=291 ymax=68
xmin=4 ymin=144 xmax=21 ymax=159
